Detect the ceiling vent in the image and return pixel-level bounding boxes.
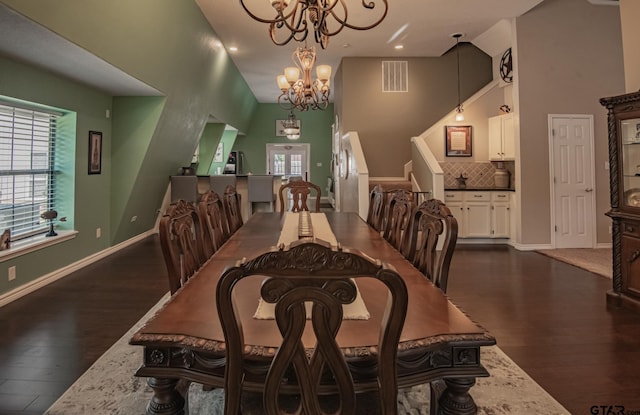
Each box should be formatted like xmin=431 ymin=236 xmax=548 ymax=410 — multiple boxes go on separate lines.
xmin=382 ymin=61 xmax=408 ymax=93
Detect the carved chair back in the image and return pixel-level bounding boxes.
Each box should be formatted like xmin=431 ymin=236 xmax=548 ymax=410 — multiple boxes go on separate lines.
xmin=158 ymin=199 xmax=206 ymax=294
xmin=197 ymin=190 xmax=227 ymax=258
xmin=278 ymin=180 xmax=321 ymax=216
xmin=400 ymin=199 xmax=458 ymax=293
xmin=222 ymin=185 xmax=243 ymax=235
xmin=382 ymin=189 xmax=415 ymax=251
xmin=366 ymin=184 xmax=387 ymax=233
xmin=217 ymin=240 xmax=408 ymax=415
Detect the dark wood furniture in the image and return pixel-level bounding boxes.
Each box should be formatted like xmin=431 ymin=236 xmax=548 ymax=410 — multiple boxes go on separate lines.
xmin=383 ymin=189 xmax=415 ymax=251
xmin=217 ymin=239 xmax=408 ymax=415
xmin=222 ymin=185 xmax=243 ymax=234
xmin=197 ymin=190 xmax=227 ymax=256
xmin=601 ymin=91 xmax=640 ymax=312
xmin=278 ymin=180 xmax=321 ymax=215
xmin=158 ymin=199 xmax=206 ymax=295
xmin=366 ymin=184 xmax=386 ymax=233
xmin=401 ymin=199 xmax=458 ymax=293
xmin=130 ymin=212 xmax=495 ymax=415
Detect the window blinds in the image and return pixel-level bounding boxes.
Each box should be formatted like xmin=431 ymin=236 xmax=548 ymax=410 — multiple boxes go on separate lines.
xmin=0 ymin=103 xmax=58 ymax=239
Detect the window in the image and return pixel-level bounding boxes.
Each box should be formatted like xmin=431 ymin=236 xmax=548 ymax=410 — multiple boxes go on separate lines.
xmin=0 ymin=103 xmax=60 ymax=240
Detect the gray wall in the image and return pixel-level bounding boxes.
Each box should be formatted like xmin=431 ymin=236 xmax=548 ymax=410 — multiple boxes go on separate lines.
xmin=337 ymin=44 xmax=493 ymax=178
xmin=516 ymin=0 xmax=624 ymax=245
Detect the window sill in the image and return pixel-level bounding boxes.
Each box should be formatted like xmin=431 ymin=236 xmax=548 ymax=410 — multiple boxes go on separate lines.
xmin=0 ymin=230 xmax=78 ymax=262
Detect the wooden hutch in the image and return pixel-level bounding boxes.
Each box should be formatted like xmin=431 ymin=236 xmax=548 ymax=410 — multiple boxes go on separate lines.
xmin=600 ymin=91 xmax=640 ymax=312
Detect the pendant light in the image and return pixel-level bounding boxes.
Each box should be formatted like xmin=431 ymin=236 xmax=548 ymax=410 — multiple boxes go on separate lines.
xmin=452 ymin=33 xmax=464 ymax=122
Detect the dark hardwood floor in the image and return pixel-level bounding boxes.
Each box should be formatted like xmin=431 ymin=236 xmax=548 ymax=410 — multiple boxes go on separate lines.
xmin=0 ymin=237 xmax=638 ymax=414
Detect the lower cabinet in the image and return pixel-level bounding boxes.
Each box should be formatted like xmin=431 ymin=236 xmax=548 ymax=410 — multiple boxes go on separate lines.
xmin=444 ymin=191 xmax=511 ymax=238
xmin=621 ymin=221 xmax=640 ymax=301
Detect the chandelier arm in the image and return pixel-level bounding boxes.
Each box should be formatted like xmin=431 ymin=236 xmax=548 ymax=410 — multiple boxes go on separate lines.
xmin=239 ymin=0 xmax=302 ymax=24
xmin=324 ymin=0 xmax=388 ymax=31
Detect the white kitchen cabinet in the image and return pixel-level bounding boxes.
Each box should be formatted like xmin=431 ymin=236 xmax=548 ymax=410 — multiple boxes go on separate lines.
xmin=443 ymin=191 xmax=511 ymax=238
xmin=489 ymin=114 xmax=515 ymax=160
xmin=491 ymin=192 xmax=511 ymax=238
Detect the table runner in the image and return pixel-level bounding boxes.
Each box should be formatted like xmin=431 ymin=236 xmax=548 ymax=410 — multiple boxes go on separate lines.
xmin=255 ymin=212 xmax=369 ymax=320
xmin=276 ymin=212 xmax=339 ymax=248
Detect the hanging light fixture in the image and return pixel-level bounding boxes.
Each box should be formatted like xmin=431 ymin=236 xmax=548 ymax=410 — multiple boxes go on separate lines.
xmin=452 ymin=33 xmax=464 ymax=122
xmin=240 ymin=0 xmax=389 ymax=49
xmin=282 ymin=111 xmax=301 ymax=139
xmin=277 ymin=45 xmax=331 ymax=111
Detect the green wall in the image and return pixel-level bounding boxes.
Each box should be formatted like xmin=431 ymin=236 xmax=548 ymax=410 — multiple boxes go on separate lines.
xmin=0 ymin=56 xmax=111 ymax=296
xmin=0 ymin=0 xmax=257 ymax=297
xmin=234 ymin=104 xmax=334 ymax=185
xmin=196 ymin=123 xmax=225 ymax=176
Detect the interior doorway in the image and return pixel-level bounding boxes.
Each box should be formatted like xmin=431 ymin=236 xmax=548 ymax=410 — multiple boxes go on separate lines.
xmin=548 ymin=114 xmax=596 ymax=248
xmin=266 ymin=143 xmax=310 ymax=180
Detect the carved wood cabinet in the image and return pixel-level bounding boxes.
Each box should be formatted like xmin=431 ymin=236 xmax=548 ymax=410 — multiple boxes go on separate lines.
xmin=600 ymin=91 xmax=640 ymax=312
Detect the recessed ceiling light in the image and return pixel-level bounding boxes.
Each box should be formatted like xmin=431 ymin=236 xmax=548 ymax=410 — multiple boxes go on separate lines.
xmin=394 ymin=44 xmax=404 ymax=50
xmin=229 ymin=46 xmax=238 ymax=52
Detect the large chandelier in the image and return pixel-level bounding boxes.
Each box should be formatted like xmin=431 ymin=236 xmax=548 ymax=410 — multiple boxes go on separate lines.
xmin=240 ymin=0 xmax=389 ymax=49
xmin=277 ymin=45 xmax=331 ymax=111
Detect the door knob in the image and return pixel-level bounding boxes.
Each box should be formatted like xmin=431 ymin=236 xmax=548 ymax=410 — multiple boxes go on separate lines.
xmin=585 ymin=188 xmax=593 ymax=192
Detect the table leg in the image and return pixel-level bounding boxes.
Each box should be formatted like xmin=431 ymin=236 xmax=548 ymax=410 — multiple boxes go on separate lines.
xmin=437 ymin=377 xmax=477 ymax=415
xmin=146 ymin=377 xmax=186 ymax=415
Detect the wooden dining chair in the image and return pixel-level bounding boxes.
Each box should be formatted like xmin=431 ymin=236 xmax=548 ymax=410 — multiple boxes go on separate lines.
xmin=216 ymin=240 xmax=408 ymax=415
xmin=398 ymin=198 xmax=458 ymax=415
xmin=222 ymin=185 xmax=243 ymax=235
xmin=382 ymin=189 xmax=415 ymax=251
xmin=366 ymin=184 xmax=387 ymax=233
xmin=400 ymin=198 xmax=458 ymax=293
xmin=278 ymin=180 xmax=321 ymax=215
xmin=197 ymin=190 xmax=227 ymax=258
xmin=158 ymin=199 xmax=206 ymax=294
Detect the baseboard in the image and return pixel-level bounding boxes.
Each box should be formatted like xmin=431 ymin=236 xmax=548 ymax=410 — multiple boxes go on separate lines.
xmin=0 ymin=229 xmax=157 ymax=308
xmin=509 ymin=242 xmax=554 ymax=251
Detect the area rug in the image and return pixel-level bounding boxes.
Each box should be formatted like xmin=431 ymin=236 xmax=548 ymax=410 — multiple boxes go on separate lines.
xmin=45 ymin=294 xmax=570 ymax=415
xmin=536 ymin=248 xmax=612 ymax=279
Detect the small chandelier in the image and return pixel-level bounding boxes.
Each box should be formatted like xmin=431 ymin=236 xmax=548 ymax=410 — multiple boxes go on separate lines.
xmin=240 ymin=0 xmax=389 ymax=49
xmin=283 ymin=111 xmax=301 ymax=139
xmin=452 ymin=33 xmax=464 ymax=122
xmin=277 ymin=45 xmax=331 ymax=111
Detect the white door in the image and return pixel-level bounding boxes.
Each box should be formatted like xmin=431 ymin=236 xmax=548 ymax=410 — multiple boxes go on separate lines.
xmin=549 ymin=115 xmax=596 ymax=248
xmin=266 ymin=144 xmax=310 ymax=180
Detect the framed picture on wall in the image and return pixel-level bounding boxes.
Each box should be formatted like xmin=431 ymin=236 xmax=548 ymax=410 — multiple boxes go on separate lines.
xmin=445 ymin=125 xmax=472 ymax=157
xmin=88 ymin=131 xmax=103 ymax=174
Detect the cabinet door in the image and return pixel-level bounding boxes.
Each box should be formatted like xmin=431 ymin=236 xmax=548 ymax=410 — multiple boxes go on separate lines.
xmin=502 ymin=114 xmax=516 ymax=160
xmin=621 ymin=234 xmax=640 ymax=299
xmin=491 ymin=202 xmax=510 ymax=238
xmin=488 ymin=114 xmax=515 ymax=161
xmin=465 ymin=202 xmax=492 ymax=237
xmin=448 ymin=202 xmax=465 ymax=237
xmin=488 ymin=116 xmax=503 ymax=161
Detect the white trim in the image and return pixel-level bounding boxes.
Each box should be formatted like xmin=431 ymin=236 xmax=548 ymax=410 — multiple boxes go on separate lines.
xmin=0 ymin=229 xmax=156 ymax=308
xmin=509 ymin=242 xmax=554 ymax=251
xmin=0 ymin=230 xmax=77 ymax=262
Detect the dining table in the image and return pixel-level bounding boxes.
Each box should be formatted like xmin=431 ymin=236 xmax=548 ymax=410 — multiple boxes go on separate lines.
xmin=130 ymin=212 xmax=496 ymax=415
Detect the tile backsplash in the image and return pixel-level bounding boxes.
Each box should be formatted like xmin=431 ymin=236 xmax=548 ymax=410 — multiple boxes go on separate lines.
xmin=440 ymin=161 xmax=515 ymax=189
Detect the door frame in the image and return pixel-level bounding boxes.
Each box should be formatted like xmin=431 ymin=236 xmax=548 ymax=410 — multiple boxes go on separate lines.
xmin=266 ymin=143 xmax=311 ymax=180
xmin=547 ymin=114 xmax=597 ymax=248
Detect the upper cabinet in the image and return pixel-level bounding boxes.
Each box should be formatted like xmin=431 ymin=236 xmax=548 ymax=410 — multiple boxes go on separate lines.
xmin=488 ymin=114 xmax=515 ymax=161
